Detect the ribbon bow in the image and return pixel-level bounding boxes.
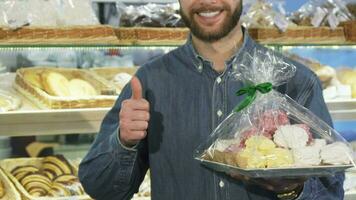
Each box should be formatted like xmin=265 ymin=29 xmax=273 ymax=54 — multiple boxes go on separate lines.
xmin=234 ymin=82 xmax=273 ymax=112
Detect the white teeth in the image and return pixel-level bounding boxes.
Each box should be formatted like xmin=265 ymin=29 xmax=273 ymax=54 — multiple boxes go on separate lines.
xmin=198 ymin=11 xmax=220 ymax=17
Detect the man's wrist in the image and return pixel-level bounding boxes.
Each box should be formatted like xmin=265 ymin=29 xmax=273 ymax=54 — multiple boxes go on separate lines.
xmin=117 ymin=128 xmax=139 ymax=151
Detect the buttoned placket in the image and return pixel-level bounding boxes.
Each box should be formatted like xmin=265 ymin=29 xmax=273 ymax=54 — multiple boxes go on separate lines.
xmin=211 ymin=63 xmax=232 ymax=200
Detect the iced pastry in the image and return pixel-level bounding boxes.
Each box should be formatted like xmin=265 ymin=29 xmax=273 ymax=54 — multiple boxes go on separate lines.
xmin=113 ymin=72 xmax=132 ymax=90
xmin=236 ymin=148 xmax=266 ymax=169
xmin=293 ymin=146 xmax=321 ymax=166
xmin=207 ymin=150 xmax=225 ymax=163
xmin=257 ymin=110 xmax=290 ymax=137
xmin=68 ymin=79 xmax=97 ymax=97
xmin=245 ymin=135 xmax=275 ymax=155
xmin=296 ymin=124 xmax=313 ymax=144
xmin=41 ymin=72 xmax=70 ymax=97
xmin=265 ymin=148 xmax=293 ymax=168
xmin=214 ymin=139 xmax=239 ymax=152
xmin=273 ymin=125 xmax=309 ymax=149
xmin=320 ymin=142 xmax=353 ymax=165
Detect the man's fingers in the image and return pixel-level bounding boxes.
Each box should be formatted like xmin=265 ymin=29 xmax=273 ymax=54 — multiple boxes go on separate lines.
xmin=125 ymin=131 xmax=147 ymax=140
xmin=130 ymin=121 xmax=149 ymax=130
xmin=131 ymin=76 xmax=143 ymax=100
xmin=131 ymin=110 xmax=150 ymax=121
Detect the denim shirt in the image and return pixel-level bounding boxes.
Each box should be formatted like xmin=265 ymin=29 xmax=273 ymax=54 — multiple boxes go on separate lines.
xmin=79 ymin=29 xmax=344 ymax=200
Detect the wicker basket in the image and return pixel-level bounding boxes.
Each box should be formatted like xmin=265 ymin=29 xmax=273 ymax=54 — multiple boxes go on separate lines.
xmin=0 ymin=25 xmax=119 ymax=45
xmin=115 ymin=27 xmax=189 ymax=45
xmin=0 ymin=167 xmax=21 ymax=200
xmin=341 ymin=21 xmax=356 ymax=42
xmin=14 ymin=67 xmax=117 ymax=109
xmin=0 ymin=158 xmax=92 ymax=200
xmin=248 ymin=26 xmax=346 ymax=44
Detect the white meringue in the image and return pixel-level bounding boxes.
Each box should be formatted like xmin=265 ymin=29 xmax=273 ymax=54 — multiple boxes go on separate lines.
xmin=293 ymin=146 xmax=321 ymax=166
xmin=320 ymin=142 xmax=353 ymax=165
xmin=273 ymin=125 xmax=309 ymax=149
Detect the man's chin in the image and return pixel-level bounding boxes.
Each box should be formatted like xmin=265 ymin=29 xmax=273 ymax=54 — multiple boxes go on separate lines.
xmin=191 ymin=27 xmax=228 ymax=42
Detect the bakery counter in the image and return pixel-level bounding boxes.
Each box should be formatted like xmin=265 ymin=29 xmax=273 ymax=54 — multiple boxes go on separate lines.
xmin=0 ymin=73 xmax=110 ymax=136
xmin=326 ymin=99 xmax=356 ymax=121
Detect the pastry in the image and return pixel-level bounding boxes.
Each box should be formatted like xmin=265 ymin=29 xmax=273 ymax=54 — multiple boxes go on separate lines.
xmin=47 ymin=182 xmax=71 ymax=197
xmin=214 ymin=139 xmax=239 ymax=152
xmin=265 ymin=148 xmax=294 ymax=168
xmin=254 ymin=110 xmax=290 ymax=138
xmin=20 ymin=172 xmax=52 ymax=197
xmin=236 ymin=148 xmax=266 ymax=169
xmin=320 ymin=142 xmax=353 ymax=165
xmin=112 ymin=72 xmax=132 ymax=91
xmin=273 ymin=125 xmax=309 ymax=149
xmin=23 ymin=70 xmax=44 ymax=89
xmin=41 ymin=72 xmax=70 ymax=96
xmin=311 ymin=139 xmax=327 ymax=150
xmin=11 ymin=165 xmax=39 ymax=180
xmin=43 ymin=155 xmax=73 ymax=177
xmin=244 ymin=135 xmax=275 ymax=155
xmin=54 ymin=175 xmax=84 ymax=195
xmin=293 ymin=146 xmax=321 ymax=166
xmin=0 ymin=90 xmax=21 ymax=112
xmin=68 ymin=78 xmax=97 ymax=97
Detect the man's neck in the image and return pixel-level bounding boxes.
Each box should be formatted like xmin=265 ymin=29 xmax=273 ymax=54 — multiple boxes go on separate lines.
xmin=192 ymin=25 xmax=244 ymax=73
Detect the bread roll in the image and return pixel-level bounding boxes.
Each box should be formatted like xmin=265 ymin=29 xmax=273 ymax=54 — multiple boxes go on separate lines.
xmin=68 ymin=79 xmax=97 ymax=97
xmin=41 ymin=72 xmax=70 ymax=97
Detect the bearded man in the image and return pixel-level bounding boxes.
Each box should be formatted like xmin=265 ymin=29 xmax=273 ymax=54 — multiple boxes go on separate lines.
xmin=79 ymin=1 xmax=344 ymax=199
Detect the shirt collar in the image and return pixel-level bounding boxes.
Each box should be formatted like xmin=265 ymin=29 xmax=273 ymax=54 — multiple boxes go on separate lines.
xmin=182 ymin=26 xmax=257 ymax=73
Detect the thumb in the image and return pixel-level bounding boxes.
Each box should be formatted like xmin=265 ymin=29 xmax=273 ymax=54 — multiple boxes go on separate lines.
xmin=130 ymin=76 xmax=142 ymax=100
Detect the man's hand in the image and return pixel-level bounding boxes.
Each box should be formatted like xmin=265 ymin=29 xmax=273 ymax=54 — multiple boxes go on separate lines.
xmin=119 ymin=76 xmax=150 ymax=147
xmin=230 ymin=173 xmax=305 ymax=194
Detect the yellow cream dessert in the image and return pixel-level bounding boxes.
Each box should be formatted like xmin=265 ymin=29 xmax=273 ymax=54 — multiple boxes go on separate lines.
xmin=265 ymin=148 xmax=293 ymax=168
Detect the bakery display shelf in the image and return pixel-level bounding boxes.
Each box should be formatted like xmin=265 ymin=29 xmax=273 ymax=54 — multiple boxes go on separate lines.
xmin=345 ymin=190 xmax=356 ymax=200
xmin=0 ymin=73 xmax=110 ymax=136
xmin=0 ymin=71 xmax=356 ymax=136
xmin=0 ymin=25 xmax=120 ymax=46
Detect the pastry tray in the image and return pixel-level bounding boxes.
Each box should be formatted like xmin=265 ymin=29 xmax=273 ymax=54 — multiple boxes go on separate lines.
xmin=14 ymin=67 xmax=117 ymax=109
xmin=196 ymin=158 xmax=354 ymax=178
xmin=0 ymin=157 xmax=92 ymax=200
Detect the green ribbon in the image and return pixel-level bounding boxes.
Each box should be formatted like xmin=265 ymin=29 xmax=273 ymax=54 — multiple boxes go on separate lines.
xmin=234 ymin=82 xmax=273 ymax=112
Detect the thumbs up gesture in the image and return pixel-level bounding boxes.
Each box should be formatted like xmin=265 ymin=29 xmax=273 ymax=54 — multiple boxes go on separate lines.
xmin=119 ymin=76 xmax=150 ymax=147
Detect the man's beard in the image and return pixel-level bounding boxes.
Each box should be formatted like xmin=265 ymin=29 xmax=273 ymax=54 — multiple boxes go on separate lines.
xmin=180 ymin=1 xmax=242 ymax=42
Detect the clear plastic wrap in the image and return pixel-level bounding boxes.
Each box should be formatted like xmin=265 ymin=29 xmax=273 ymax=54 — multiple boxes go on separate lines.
xmin=0 ymin=0 xmax=99 ymax=28
xmin=117 ymin=2 xmax=185 ymax=27
xmin=195 ymin=49 xmax=355 ymax=178
xmin=290 ymin=0 xmax=355 ymax=29
xmin=241 ymin=0 xmax=297 ymax=32
xmin=54 ymin=0 xmax=99 ymax=26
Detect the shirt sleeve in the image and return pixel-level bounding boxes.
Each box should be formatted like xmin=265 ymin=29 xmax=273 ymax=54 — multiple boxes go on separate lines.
xmin=295 ymin=75 xmax=345 ymax=200
xmin=78 ymin=70 xmax=149 ymax=200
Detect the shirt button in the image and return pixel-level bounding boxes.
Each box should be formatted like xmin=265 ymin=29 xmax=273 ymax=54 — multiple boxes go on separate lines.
xmin=216 ymin=77 xmax=222 ymax=84
xmin=219 ymin=180 xmax=225 ymax=188
xmin=217 ymin=110 xmax=223 ymax=117
xmin=233 ymin=63 xmax=238 ymax=70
